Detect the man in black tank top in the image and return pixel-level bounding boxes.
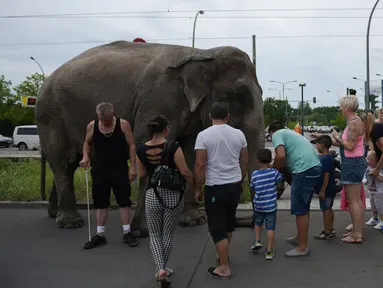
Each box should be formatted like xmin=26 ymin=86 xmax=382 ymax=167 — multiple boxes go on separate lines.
xmin=79 ymin=102 xmax=139 ymax=249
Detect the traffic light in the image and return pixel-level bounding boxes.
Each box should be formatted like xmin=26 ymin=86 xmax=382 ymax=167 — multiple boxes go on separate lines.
xmin=313 ymin=97 xmax=316 ymax=104
xmin=346 ymin=88 xmax=357 ymax=95
xmin=369 ymin=94 xmax=379 ymax=111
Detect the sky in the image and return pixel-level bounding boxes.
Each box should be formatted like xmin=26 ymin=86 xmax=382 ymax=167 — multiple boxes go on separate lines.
xmin=1 ymin=0 xmax=383 ymax=108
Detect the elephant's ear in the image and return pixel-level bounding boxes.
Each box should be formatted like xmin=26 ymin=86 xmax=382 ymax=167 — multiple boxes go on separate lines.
xmin=166 ymin=56 xmax=216 ymax=113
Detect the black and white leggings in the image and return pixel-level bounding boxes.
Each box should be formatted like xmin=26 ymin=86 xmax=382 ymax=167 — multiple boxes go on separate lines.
xmin=145 ymin=187 xmax=184 ymax=272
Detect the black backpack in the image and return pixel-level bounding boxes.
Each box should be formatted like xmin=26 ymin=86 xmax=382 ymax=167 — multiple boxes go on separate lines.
xmin=150 ymin=140 xmax=186 ymax=209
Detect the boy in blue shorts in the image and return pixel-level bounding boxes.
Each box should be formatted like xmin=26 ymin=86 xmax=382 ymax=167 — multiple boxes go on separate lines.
xmin=249 ymin=148 xmax=283 ymax=260
xmin=314 ymin=135 xmax=336 ymax=240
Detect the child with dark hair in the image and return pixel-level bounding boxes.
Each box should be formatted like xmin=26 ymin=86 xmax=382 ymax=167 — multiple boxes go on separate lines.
xmin=314 ymin=135 xmax=336 ymax=240
xmin=249 ymin=148 xmax=283 ymax=260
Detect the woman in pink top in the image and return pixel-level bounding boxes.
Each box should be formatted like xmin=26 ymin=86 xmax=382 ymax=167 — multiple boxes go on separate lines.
xmin=332 ymin=96 xmax=367 ymax=243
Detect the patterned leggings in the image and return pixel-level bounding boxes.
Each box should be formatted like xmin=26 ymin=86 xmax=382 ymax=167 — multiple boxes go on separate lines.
xmin=145 ymin=187 xmax=184 ymax=272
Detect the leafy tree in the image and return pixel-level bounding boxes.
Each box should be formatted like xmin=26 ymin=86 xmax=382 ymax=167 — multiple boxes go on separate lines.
xmin=13 ymin=72 xmax=44 ymax=97
xmin=263 ymin=97 xmax=293 ymax=126
xmin=0 ymin=75 xmax=14 ymax=103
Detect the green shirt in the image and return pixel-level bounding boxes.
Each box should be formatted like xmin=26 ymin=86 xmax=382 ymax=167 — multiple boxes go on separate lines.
xmin=272 ymin=129 xmax=321 ymax=174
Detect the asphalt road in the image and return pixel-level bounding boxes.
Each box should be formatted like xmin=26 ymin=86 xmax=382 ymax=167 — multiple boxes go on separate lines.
xmin=1 ymin=208 xmax=382 ymax=288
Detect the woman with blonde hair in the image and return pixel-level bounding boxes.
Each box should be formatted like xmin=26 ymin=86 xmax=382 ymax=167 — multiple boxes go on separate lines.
xmin=360 ymin=111 xmax=375 ymax=157
xmin=312 ymin=96 xmax=367 ymax=243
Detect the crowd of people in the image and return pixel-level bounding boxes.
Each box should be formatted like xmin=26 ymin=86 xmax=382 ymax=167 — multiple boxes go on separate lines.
xmin=77 ymin=96 xmax=383 ymax=284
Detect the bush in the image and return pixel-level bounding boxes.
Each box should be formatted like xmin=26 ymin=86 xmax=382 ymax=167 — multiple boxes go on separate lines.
xmin=0 ymin=158 xmax=251 ymax=203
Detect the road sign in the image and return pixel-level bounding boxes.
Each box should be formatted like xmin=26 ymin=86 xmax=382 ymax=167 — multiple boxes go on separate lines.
xmin=133 ymin=38 xmax=146 ymax=43
xmin=20 ymin=96 xmax=37 ymax=108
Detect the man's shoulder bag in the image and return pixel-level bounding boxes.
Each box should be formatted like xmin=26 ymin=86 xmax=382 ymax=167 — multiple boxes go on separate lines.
xmin=150 ymin=140 xmax=186 ymax=209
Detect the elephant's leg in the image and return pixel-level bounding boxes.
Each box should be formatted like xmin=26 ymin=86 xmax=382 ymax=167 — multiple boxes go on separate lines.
xmin=130 ymin=177 xmax=149 ymax=238
xmin=178 ymin=138 xmax=206 ymax=227
xmin=48 ymin=179 xmax=58 ymax=218
xmin=54 ymin=163 xmax=84 ymax=229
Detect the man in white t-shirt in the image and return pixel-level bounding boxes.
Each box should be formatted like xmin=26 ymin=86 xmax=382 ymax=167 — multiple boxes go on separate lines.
xmin=194 ymin=102 xmax=248 ymax=280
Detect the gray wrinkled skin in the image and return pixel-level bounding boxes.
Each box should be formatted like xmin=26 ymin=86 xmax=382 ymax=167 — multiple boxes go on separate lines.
xmin=35 ymin=41 xmax=265 ymax=235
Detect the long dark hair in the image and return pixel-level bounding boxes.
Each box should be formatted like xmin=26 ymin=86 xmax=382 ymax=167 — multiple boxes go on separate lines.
xmin=148 ymin=115 xmax=170 ymax=138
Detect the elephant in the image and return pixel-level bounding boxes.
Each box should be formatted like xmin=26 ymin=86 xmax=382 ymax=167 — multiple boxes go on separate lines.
xmin=35 ymin=40 xmax=265 ymax=235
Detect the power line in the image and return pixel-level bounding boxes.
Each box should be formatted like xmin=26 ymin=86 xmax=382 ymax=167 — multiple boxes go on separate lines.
xmin=1 ymin=34 xmax=383 ymax=47
xmin=1 ymin=7 xmax=383 ymax=18
xmin=2 ymin=15 xmax=383 ymax=19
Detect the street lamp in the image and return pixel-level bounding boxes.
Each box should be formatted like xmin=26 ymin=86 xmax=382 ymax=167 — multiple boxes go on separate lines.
xmin=299 ymin=82 xmax=306 ymax=136
xmin=30 ymin=56 xmax=45 ymax=79
xmin=268 ymin=88 xmax=292 ymax=100
xmin=29 ymin=56 xmax=46 ymax=202
xmin=192 ymin=10 xmax=204 ymax=48
xmin=327 ymin=90 xmax=340 ymax=103
xmin=352 ymin=76 xmax=368 ymax=108
xmin=366 ymin=0 xmax=380 ymax=112
xmin=270 ymin=80 xmax=297 ymax=125
xmin=377 ymin=73 xmax=383 ymax=77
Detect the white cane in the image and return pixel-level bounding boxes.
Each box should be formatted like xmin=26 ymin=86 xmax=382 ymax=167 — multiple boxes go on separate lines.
xmin=85 ymin=168 xmax=92 ymax=242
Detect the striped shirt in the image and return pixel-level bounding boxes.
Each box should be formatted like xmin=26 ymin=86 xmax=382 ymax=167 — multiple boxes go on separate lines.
xmin=250 ymin=168 xmax=283 ymax=212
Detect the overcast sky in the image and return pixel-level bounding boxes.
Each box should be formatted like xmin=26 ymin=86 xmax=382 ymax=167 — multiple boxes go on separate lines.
xmin=1 ymin=0 xmax=383 ymax=108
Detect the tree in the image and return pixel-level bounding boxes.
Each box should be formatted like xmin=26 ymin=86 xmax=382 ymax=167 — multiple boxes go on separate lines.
xmin=263 ymin=97 xmax=293 ymax=126
xmin=0 ymin=75 xmax=14 ymax=103
xmin=13 ymin=72 xmax=44 ymax=98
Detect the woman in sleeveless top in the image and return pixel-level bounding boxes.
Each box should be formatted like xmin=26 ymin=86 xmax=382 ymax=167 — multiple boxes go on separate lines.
xmin=360 ymin=111 xmax=375 ymax=157
xmin=136 ymin=115 xmax=195 ymax=284
xmin=331 ymin=96 xmax=367 ymax=243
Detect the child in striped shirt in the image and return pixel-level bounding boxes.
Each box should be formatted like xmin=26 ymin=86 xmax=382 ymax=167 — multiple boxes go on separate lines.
xmin=249 ymin=148 xmax=283 ymax=260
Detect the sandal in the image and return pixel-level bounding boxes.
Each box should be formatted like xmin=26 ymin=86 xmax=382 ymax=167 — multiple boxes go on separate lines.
xmin=345 ymin=224 xmax=353 ymax=232
xmin=206 ymin=267 xmax=231 ymax=280
xmin=341 ymin=235 xmax=363 ymax=244
xmin=165 ymin=268 xmax=174 ymax=277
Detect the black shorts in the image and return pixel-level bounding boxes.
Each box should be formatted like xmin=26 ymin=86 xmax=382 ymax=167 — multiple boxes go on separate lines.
xmin=204 ymin=182 xmax=241 ymax=243
xmin=91 ymin=164 xmax=131 ymax=209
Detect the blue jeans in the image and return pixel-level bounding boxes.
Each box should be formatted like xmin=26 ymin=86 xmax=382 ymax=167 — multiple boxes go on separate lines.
xmin=291 ymin=165 xmax=322 ymax=215
xmin=319 ymin=196 xmax=335 ymax=211
xmin=253 ymin=210 xmax=277 ymax=231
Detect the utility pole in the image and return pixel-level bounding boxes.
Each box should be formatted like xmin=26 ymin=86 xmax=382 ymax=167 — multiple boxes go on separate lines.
xmin=252 ymin=35 xmax=256 ymax=69
xmin=299 ymin=82 xmax=306 ymax=136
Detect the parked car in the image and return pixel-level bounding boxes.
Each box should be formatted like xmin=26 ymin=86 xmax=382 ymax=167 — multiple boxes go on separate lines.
xmin=0 ymin=134 xmax=13 ymax=147
xmin=12 ymin=125 xmax=40 ymax=151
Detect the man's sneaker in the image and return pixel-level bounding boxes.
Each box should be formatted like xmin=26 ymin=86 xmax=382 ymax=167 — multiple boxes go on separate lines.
xmin=123 ymin=232 xmax=139 ymax=247
xmin=250 ymin=240 xmax=263 ymax=251
xmin=366 ymin=217 xmax=379 ymax=226
xmin=83 ymin=235 xmax=107 ymax=249
xmin=265 ymin=249 xmax=274 ymax=260
xmin=314 ymin=229 xmax=335 ymax=240
xmin=373 ymin=221 xmax=383 ymax=230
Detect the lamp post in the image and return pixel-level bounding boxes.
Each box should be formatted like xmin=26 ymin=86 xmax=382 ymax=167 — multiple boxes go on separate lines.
xmin=299 ymin=82 xmax=306 ymax=136
xmin=30 ymin=56 xmax=46 ymax=202
xmin=366 ymin=0 xmax=380 ymax=112
xmin=353 ymin=76 xmax=368 ymax=109
xmin=377 ymin=73 xmax=383 ymax=77
xmin=192 ymin=10 xmax=204 ymax=48
xmin=327 ymin=90 xmax=340 ymax=102
xmin=268 ymin=88 xmax=292 ymax=100
xmin=270 ymin=80 xmax=297 ymax=125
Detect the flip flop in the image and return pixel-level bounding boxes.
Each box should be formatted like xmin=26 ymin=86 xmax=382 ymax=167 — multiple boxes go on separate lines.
xmin=206 ymin=267 xmax=231 ymax=280
xmin=341 ymin=235 xmax=363 ymax=244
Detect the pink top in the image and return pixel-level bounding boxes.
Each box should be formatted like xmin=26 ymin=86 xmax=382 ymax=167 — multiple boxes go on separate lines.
xmin=341 ymin=117 xmax=364 ymax=158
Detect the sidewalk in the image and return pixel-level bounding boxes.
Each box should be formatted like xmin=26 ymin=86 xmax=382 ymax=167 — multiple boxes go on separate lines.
xmin=1 ymin=208 xmax=382 ymax=288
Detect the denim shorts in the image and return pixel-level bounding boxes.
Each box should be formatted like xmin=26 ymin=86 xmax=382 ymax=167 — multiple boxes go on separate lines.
xmin=291 ymin=165 xmax=323 ymax=215
xmin=340 ymin=157 xmax=367 ymax=185
xmin=253 ymin=210 xmax=277 ymax=231
xmin=319 ymin=196 xmax=335 ymax=211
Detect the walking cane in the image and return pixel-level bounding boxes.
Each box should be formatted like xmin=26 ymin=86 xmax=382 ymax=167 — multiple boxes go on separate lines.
xmin=85 ymin=168 xmax=91 ymax=242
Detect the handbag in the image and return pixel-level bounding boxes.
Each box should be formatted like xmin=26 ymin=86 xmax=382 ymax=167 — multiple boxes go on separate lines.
xmin=150 ymin=140 xmax=186 ymax=209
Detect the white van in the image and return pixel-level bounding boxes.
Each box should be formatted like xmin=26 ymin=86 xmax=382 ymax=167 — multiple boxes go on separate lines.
xmin=12 ymin=125 xmax=40 ymax=151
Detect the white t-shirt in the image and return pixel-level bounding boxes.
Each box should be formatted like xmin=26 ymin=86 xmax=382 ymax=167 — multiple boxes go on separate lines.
xmin=194 ymin=124 xmax=247 ymax=186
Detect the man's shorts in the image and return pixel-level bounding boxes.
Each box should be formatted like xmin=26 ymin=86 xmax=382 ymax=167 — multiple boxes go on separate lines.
xmin=204 ymin=182 xmax=241 ymax=243
xmin=291 ymin=165 xmax=322 ymax=216
xmin=91 ymin=163 xmax=131 ymax=209
xmin=319 ymin=196 xmax=335 ymax=211
xmin=253 ymin=210 xmax=277 ymax=231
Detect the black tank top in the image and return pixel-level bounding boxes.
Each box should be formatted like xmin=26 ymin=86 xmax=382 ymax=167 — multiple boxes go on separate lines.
xmin=92 ymin=117 xmax=129 ymax=167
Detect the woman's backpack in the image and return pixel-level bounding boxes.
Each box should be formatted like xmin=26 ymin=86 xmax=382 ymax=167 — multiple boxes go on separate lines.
xmin=150 ymin=140 xmax=186 ymax=209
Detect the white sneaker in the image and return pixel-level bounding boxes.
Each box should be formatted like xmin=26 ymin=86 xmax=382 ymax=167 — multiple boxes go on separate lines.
xmin=373 ymin=221 xmax=383 ymax=230
xmin=366 ymin=217 xmax=379 ymax=226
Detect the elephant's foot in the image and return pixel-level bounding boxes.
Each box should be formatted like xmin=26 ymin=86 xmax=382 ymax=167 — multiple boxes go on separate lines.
xmin=56 ymin=209 xmax=84 ymax=229
xmin=178 ymin=206 xmax=206 ymax=227
xmin=48 ymin=202 xmax=58 ymax=218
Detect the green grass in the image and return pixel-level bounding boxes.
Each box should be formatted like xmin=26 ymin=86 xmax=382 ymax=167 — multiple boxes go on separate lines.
xmin=0 ymin=158 xmax=251 ymax=203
